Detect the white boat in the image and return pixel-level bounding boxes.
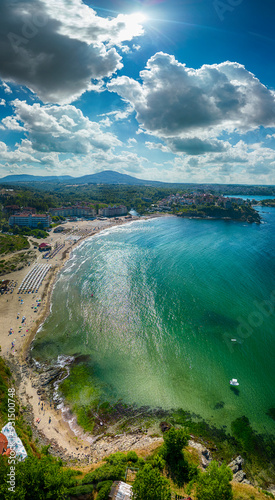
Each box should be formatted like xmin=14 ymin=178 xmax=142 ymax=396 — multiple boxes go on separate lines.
xmin=230 ymin=378 xmax=239 ymax=386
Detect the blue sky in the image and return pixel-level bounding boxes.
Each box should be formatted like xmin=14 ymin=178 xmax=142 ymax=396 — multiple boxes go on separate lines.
xmin=0 ymin=0 xmax=274 ymax=184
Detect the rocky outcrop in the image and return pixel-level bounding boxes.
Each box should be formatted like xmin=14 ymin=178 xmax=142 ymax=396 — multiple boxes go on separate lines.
xmin=89 ymin=432 xmax=163 ymax=463
xmin=160 ymin=421 xmax=171 ymax=433
xmin=228 ymin=455 xmax=243 ymax=474
xmin=188 ymin=440 xmax=212 ymax=468
xmin=228 ymin=455 xmax=251 ymax=484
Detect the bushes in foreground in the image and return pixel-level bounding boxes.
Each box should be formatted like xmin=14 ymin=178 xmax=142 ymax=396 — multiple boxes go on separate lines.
xmin=0 ymin=454 xmax=77 ymax=499
xmin=195 ymin=461 xmax=233 ymax=500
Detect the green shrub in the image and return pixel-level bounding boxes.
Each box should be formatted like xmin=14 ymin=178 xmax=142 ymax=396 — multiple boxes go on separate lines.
xmin=68 ymin=484 xmax=94 ymax=496
xmin=195 ymin=461 xmax=233 ymax=500
xmin=132 ymin=464 xmax=171 ymax=500
xmin=82 ymin=463 xmax=125 ymax=485
xmin=96 ymin=480 xmax=113 ymax=500
xmin=126 ymin=451 xmax=138 ymax=463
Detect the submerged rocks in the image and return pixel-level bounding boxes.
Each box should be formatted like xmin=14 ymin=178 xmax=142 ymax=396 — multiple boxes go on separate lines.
xmin=40 ymin=367 xmax=64 ymax=386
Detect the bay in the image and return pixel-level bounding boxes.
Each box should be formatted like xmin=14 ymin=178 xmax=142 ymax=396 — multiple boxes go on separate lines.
xmin=32 ymin=208 xmax=275 ymax=434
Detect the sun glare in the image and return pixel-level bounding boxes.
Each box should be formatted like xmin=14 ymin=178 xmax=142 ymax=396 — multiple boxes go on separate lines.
xmin=131 ymin=12 xmax=148 ymax=24
xmin=118 ymin=11 xmax=147 ymax=40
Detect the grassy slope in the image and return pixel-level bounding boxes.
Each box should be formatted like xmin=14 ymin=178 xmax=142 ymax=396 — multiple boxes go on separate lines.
xmin=0 ymin=249 xmax=36 ymax=275
xmin=0 ymin=234 xmax=30 ymax=255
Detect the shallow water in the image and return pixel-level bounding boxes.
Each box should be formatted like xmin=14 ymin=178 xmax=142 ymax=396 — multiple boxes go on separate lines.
xmin=33 ymin=208 xmax=275 ymax=434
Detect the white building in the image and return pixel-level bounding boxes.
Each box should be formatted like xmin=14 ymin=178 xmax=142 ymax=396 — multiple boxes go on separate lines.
xmin=98 ymin=205 xmax=127 ymax=217
xmin=49 ymin=206 xmax=96 ymax=218
xmin=8 ymin=213 xmax=51 ymax=228
xmin=109 ymin=481 xmax=132 ymax=500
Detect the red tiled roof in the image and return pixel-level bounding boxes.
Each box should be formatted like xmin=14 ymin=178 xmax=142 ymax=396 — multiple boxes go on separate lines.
xmin=31 ymin=214 xmax=48 ymax=218
xmin=0 ymin=433 xmax=8 ymax=444
xmin=11 ymin=213 xmax=48 ymax=218
xmin=0 ymin=433 xmax=8 ymax=455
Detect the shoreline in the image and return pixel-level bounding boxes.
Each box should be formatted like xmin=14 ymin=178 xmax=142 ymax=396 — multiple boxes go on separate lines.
xmin=1 ymin=214 xmax=275 ymax=493
xmin=0 ymin=214 xmax=165 ymax=463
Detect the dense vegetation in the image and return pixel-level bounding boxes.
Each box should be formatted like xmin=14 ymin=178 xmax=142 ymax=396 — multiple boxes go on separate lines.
xmin=0 ymin=234 xmax=30 ymax=255
xmin=260 ymin=199 xmax=275 ymax=207
xmin=161 ymin=427 xmax=198 ymax=486
xmin=0 ymin=183 xmax=264 ymax=237
xmin=176 ymin=203 xmax=261 ymax=223
xmin=2 ymin=182 xmax=273 ymax=222
xmin=1 ymin=224 xmax=48 ymax=239
xmin=132 ymin=464 xmax=171 ymax=500
xmin=195 ymin=461 xmax=233 ymax=500
xmin=0 ymin=183 xmax=184 ymax=217
xmin=0 ymin=454 xmax=78 ymax=499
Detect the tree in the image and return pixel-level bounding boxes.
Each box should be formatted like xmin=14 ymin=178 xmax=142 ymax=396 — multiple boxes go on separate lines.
xmin=1 ymin=223 xmax=10 ymax=233
xmin=195 ymin=461 xmax=233 ymax=500
xmin=132 ymin=464 xmax=171 ymax=500
xmin=0 ymin=455 xmax=76 ymax=499
xmin=161 ymin=427 xmax=196 ymax=487
xmin=163 ymin=427 xmax=189 ymax=457
xmin=12 ymin=224 xmax=20 ymax=234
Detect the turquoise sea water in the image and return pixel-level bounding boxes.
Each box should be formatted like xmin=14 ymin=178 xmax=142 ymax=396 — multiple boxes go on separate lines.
xmin=32 ymin=208 xmax=275 ymax=434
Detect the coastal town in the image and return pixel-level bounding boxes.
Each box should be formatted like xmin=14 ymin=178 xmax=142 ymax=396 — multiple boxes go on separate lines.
xmin=152 ymin=192 xmax=250 ymax=211
xmin=0 ymin=186 xmax=264 ymax=235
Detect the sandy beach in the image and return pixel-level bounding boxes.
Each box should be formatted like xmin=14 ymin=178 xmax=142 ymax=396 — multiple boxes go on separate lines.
xmin=0 ymin=215 xmax=163 ymax=462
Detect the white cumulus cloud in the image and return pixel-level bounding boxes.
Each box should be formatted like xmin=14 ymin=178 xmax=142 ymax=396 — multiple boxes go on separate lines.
xmin=8 ymin=99 xmax=121 ymax=154
xmin=0 ymin=0 xmax=145 ymax=104
xmin=108 ymin=53 xmax=275 ymax=153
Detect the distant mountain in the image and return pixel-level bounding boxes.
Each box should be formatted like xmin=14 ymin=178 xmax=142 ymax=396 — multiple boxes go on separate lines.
xmin=69 ymin=170 xmax=162 ymax=185
xmin=1 ymin=171 xmax=274 ymax=193
xmin=0 ymin=170 xmax=163 ymax=186
xmin=0 ymin=174 xmax=72 ymax=183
